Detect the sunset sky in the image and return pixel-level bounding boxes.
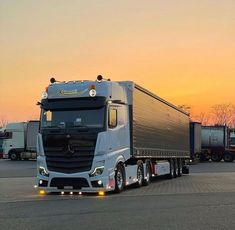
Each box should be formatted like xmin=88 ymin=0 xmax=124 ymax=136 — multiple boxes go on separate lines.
xmin=0 ymin=0 xmax=235 ymax=122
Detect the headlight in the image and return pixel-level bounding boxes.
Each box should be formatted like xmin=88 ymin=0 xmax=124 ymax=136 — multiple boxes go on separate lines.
xmin=39 ymin=166 xmax=49 ymax=177
xmin=89 ymin=166 xmax=104 ymax=177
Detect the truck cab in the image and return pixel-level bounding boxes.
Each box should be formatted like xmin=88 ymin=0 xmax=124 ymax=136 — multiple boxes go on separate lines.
xmin=2 ymin=123 xmax=25 ymax=160
xmin=230 ymin=132 xmax=235 ymax=149
xmin=37 ymin=79 xmax=131 ymax=193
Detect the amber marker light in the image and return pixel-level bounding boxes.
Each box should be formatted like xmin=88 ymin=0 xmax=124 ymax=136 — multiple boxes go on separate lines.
xmin=98 ymin=191 xmax=105 ymax=196
xmin=89 ymin=84 xmax=96 ymax=90
xmin=39 ymin=190 xmax=45 ymax=195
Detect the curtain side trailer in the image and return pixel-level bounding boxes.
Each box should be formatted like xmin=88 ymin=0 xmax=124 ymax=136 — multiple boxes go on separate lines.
xmin=37 ymin=78 xmax=190 ymax=194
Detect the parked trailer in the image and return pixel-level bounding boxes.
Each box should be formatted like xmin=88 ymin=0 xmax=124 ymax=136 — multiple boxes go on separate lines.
xmin=0 ymin=129 xmax=4 ymax=159
xmin=36 ymin=76 xmax=190 ymax=194
xmin=2 ymin=121 xmax=39 ymax=160
xmin=201 ymin=126 xmax=235 ymax=162
xmin=189 ymin=122 xmax=201 ymax=162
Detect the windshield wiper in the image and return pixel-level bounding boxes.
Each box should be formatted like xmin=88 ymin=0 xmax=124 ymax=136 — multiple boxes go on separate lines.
xmin=43 ymin=125 xmax=64 ymax=129
xmin=71 ymin=125 xmax=89 ymax=132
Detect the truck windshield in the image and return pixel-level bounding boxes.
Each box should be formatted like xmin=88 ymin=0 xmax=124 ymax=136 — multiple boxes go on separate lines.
xmin=231 ymin=137 xmax=235 ymax=145
xmin=41 ymin=107 xmax=105 ymax=129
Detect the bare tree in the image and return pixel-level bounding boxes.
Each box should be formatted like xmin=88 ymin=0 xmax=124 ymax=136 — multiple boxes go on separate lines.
xmin=193 ymin=112 xmax=210 ymax=125
xmin=0 ymin=116 xmax=8 ymax=128
xmin=178 ymin=104 xmax=191 ymax=115
xmin=210 ymin=104 xmax=234 ymax=127
xmin=230 ymin=105 xmax=235 ymax=129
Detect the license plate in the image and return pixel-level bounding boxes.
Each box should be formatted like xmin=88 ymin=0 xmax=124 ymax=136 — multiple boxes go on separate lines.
xmin=64 ymin=186 xmax=73 ymax=190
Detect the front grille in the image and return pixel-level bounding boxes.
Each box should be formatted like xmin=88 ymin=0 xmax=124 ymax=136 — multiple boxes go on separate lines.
xmin=50 ymin=177 xmax=89 ymax=189
xmin=43 ymin=133 xmax=97 ymax=174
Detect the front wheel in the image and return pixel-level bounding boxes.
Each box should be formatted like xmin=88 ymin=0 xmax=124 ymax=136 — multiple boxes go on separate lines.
xmin=10 ymin=152 xmax=19 ymax=161
xmin=114 ymin=164 xmax=125 ymax=193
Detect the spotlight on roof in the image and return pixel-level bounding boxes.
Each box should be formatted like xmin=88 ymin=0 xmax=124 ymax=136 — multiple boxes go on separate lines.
xmin=50 ymin=77 xmax=56 ymax=84
xmin=97 ymin=75 xmax=111 ymax=82
xmin=97 ymin=75 xmax=103 ymax=82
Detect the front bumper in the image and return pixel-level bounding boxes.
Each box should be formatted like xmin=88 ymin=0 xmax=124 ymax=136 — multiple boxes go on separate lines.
xmin=37 ymin=172 xmax=115 ymax=193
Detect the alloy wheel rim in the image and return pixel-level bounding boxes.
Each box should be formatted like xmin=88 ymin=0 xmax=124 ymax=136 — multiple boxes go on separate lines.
xmin=117 ymin=170 xmax=123 ymax=189
xmin=137 ymin=167 xmax=143 ymax=184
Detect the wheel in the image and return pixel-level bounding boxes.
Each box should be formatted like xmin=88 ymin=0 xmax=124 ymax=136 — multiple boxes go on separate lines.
xmin=177 ymin=159 xmax=182 ymax=177
xmin=114 ymin=164 xmax=125 ymax=193
xmin=10 ymin=152 xmax=19 ymax=161
xmin=211 ymin=153 xmax=222 ymax=162
xmin=135 ymin=161 xmax=144 ymax=188
xmin=173 ymin=159 xmax=177 ymax=178
xmin=143 ymin=161 xmax=151 ymax=186
xmin=166 ymin=159 xmax=174 ymax=179
xmin=223 ymin=152 xmax=234 ymax=162
xmin=200 ymin=151 xmax=210 ymax=162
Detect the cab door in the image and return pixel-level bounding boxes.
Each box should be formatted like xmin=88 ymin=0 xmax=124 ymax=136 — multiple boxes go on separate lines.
xmin=107 ymin=104 xmax=129 ymax=155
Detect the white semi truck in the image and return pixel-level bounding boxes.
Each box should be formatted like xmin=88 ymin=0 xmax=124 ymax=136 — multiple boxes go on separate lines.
xmin=3 ymin=121 xmax=39 ymax=160
xmin=37 ymin=76 xmax=190 ymax=194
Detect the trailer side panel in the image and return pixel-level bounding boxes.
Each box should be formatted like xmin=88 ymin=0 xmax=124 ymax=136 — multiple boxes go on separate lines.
xmin=132 ymin=86 xmax=190 ymax=158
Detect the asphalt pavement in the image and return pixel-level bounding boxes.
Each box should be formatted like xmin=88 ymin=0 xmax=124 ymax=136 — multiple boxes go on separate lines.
xmin=0 ymin=160 xmax=235 ymax=230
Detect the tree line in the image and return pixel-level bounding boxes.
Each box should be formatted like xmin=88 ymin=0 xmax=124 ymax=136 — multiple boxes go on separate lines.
xmin=179 ymin=104 xmax=235 ymax=128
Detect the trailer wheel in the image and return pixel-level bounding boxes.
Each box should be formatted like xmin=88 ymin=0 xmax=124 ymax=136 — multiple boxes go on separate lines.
xmin=211 ymin=153 xmax=222 ymax=162
xmin=143 ymin=161 xmax=151 ymax=186
xmin=166 ymin=159 xmax=174 ymax=179
xmin=114 ymin=164 xmax=125 ymax=193
xmin=223 ymin=152 xmax=234 ymax=162
xmin=10 ymin=152 xmax=19 ymax=161
xmin=177 ymin=159 xmax=182 ymax=177
xmin=135 ymin=161 xmax=144 ymax=188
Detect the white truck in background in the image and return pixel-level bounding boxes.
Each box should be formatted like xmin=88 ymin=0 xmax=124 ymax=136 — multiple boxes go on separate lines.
xmin=3 ymin=121 xmax=39 ymax=160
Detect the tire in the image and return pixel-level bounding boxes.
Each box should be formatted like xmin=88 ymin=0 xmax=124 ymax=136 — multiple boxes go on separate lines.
xmin=177 ymin=159 xmax=182 ymax=177
xmin=211 ymin=153 xmax=222 ymax=162
xmin=143 ymin=161 xmax=151 ymax=186
xmin=114 ymin=164 xmax=125 ymax=193
xmin=135 ymin=161 xmax=144 ymax=188
xmin=223 ymin=152 xmax=234 ymax=162
xmin=166 ymin=159 xmax=174 ymax=179
xmin=10 ymin=152 xmax=19 ymax=161
xmin=173 ymin=159 xmax=177 ymax=178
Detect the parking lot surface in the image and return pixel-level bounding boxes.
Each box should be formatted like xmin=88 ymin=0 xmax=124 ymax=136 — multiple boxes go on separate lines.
xmin=0 ymin=160 xmax=235 ymax=230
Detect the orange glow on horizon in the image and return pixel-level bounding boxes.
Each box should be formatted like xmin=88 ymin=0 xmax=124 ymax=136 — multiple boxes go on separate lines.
xmin=0 ymin=1 xmax=234 ymax=123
